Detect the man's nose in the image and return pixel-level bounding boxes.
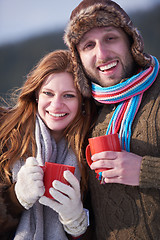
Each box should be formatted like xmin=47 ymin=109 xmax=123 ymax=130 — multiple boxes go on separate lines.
xmin=96 ymin=42 xmax=109 ymax=60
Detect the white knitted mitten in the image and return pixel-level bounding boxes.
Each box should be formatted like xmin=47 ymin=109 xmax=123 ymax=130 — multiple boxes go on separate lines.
xmin=15 ymin=157 xmax=45 ymax=209
xmin=39 ymin=170 xmax=88 ymax=237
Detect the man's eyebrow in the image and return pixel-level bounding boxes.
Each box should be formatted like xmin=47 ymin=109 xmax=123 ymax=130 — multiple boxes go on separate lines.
xmin=78 ymin=27 xmax=116 ymax=45
xmin=78 ymin=35 xmax=90 ymax=45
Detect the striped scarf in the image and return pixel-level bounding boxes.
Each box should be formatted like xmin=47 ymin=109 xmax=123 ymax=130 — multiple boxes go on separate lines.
xmin=92 ymin=56 xmax=159 ymax=152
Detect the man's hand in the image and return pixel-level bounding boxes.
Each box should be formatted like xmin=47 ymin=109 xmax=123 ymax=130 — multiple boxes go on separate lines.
xmin=90 ymin=150 xmax=142 ymax=186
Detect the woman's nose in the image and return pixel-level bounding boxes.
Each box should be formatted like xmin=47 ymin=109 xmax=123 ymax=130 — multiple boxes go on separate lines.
xmin=50 ymin=96 xmax=64 ymax=108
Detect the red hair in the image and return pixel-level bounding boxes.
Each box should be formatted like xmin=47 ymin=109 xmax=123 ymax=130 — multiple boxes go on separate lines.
xmin=0 ymin=50 xmax=96 ymax=192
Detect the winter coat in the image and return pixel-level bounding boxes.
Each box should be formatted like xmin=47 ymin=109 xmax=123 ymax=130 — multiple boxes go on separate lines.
xmin=84 ymin=72 xmax=160 ymax=240
xmin=0 ymin=182 xmax=24 ymax=240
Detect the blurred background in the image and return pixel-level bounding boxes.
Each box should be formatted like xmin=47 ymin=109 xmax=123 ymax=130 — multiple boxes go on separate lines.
xmin=0 ymin=0 xmax=160 ymax=100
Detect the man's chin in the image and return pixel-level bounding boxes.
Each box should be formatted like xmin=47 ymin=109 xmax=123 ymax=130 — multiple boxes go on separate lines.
xmin=94 ymin=78 xmax=122 ymax=87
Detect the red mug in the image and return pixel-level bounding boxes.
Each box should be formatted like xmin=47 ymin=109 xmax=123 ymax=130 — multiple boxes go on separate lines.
xmin=85 ymin=133 xmax=121 ymax=174
xmin=41 ymin=162 xmax=75 ymax=199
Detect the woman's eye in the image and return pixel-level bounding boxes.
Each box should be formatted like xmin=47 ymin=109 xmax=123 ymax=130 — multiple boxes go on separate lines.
xmin=64 ymin=94 xmax=75 ymax=98
xmin=43 ymin=91 xmax=53 ymax=96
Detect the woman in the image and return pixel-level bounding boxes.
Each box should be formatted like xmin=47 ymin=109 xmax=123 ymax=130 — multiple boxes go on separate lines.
xmin=0 ymin=50 xmax=95 ymax=240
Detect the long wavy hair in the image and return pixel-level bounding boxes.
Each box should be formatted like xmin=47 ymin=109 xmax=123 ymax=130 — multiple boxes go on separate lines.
xmin=0 ymin=49 xmax=96 ymax=192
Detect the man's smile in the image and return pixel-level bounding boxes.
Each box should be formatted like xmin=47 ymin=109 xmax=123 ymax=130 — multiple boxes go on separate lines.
xmin=98 ymin=61 xmax=118 ymax=72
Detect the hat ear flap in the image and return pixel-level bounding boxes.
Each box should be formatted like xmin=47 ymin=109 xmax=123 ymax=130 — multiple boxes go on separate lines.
xmin=131 ymin=28 xmax=151 ymax=67
xmin=72 ymin=47 xmax=92 ymax=97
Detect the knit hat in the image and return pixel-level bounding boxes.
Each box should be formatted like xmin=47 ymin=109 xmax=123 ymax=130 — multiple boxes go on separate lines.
xmin=64 ymin=0 xmax=151 ymax=97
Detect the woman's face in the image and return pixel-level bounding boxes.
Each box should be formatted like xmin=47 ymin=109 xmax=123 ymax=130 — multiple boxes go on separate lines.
xmin=37 ymin=72 xmax=79 ymax=141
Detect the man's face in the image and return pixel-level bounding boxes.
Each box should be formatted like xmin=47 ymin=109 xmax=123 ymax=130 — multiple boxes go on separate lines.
xmin=77 ymin=26 xmax=136 ymax=87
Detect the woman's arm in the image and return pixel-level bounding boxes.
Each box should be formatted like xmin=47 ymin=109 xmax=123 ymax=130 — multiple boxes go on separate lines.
xmin=0 ymin=182 xmax=24 ymax=239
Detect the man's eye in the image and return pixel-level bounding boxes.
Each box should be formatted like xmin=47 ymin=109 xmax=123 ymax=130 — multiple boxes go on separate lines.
xmin=106 ymin=36 xmax=116 ymax=41
xmin=83 ymin=42 xmax=95 ymax=50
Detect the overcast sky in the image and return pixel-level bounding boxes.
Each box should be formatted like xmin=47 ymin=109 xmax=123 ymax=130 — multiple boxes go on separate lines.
xmin=0 ymin=0 xmax=159 ymax=46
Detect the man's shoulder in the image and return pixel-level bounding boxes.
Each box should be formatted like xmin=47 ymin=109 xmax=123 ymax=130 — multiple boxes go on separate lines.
xmin=147 ymin=70 xmax=160 ymax=95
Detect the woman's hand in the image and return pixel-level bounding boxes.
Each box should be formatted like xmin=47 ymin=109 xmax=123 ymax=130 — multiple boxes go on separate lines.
xmin=15 ymin=157 xmax=45 ymax=209
xmin=39 ymin=170 xmax=83 ymax=221
xmin=39 ymin=170 xmax=88 ymax=237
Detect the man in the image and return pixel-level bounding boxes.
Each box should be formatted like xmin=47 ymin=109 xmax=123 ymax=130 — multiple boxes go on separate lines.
xmin=64 ymin=0 xmax=160 ymax=239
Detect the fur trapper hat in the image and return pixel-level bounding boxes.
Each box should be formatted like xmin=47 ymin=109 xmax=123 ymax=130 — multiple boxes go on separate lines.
xmin=64 ymin=0 xmax=151 ymax=97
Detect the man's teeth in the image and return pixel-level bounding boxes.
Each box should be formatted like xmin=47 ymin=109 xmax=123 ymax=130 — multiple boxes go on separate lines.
xmin=49 ymin=112 xmax=66 ymax=117
xmin=99 ymin=61 xmax=117 ymax=71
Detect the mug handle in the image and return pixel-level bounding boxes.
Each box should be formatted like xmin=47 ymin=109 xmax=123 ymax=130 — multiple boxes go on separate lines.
xmin=85 ymin=144 xmax=109 ymax=174
xmin=40 ymin=165 xmax=46 ymax=172
xmin=85 ymin=144 xmax=93 ymax=166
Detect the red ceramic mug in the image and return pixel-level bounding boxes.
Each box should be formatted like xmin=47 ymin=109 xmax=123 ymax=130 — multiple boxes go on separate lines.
xmin=85 ymin=133 xmax=121 ymax=174
xmin=41 ymin=162 xmax=75 ymax=199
